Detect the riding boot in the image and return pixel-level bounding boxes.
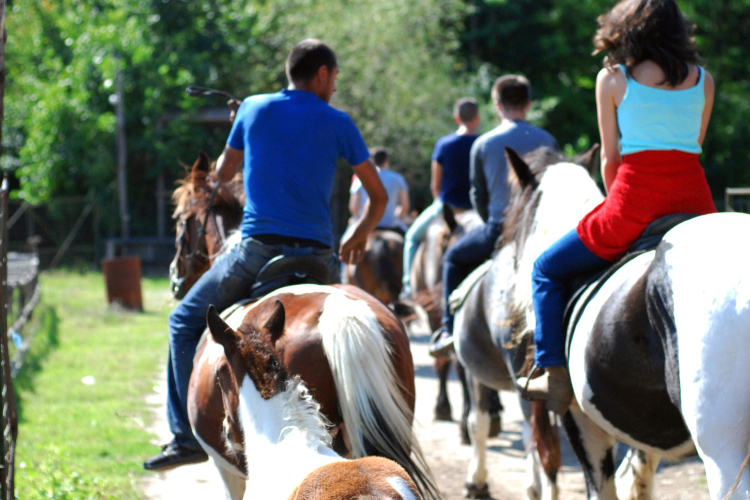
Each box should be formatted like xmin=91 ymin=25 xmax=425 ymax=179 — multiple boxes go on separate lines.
xmin=517 ymin=366 xmax=573 ymax=415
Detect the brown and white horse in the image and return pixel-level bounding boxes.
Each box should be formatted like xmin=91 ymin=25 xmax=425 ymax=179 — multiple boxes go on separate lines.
xmin=189 ymin=284 xmax=439 ymax=500
xmin=169 ymin=151 xmax=243 ymax=299
xmin=204 ymin=299 xmax=423 ymax=500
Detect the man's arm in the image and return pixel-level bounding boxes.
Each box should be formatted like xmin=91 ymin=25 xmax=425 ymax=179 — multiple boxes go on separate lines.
xmin=470 ymin=143 xmax=489 ymax=221
xmin=396 ymin=187 xmax=410 ymax=219
xmin=430 ymin=160 xmax=443 ymax=200
xmin=339 ymin=158 xmax=388 ymax=264
xmin=216 ymin=145 xmax=243 ymax=183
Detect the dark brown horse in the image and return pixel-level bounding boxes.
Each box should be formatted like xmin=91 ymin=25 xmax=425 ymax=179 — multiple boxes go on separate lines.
xmin=169 ymin=151 xmax=244 ymax=299
xmin=343 ymin=229 xmax=405 ymax=305
xmin=189 ymin=284 xmax=438 ymax=500
xmin=205 ymin=300 xmax=422 ymax=500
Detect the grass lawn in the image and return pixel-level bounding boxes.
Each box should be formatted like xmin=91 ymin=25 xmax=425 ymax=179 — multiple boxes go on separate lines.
xmin=13 ymin=270 xmax=174 ymax=499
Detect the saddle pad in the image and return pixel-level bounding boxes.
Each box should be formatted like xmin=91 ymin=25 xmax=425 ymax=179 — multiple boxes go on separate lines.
xmin=448 ymin=259 xmax=493 ymax=315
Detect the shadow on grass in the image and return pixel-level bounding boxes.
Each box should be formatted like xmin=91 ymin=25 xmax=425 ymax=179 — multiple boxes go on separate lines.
xmin=12 ymin=304 xmax=60 ymax=423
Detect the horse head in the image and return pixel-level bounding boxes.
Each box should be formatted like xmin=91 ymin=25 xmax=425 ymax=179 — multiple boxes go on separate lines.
xmin=170 ymin=152 xmax=244 ymax=299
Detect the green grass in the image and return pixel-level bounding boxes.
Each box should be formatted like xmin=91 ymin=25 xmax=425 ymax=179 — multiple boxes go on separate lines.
xmin=13 ymin=271 xmax=174 ymax=499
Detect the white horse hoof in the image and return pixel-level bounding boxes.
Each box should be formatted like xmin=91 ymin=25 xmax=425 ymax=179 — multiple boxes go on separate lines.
xmin=464 ymin=482 xmax=490 ymax=498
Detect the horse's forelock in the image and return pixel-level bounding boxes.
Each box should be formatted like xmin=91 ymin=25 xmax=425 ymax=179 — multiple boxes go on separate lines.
xmin=172 ymin=167 xmax=243 ymax=220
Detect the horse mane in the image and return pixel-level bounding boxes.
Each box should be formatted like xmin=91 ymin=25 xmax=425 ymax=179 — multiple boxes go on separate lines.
xmin=502 ymin=147 xmax=564 ymax=258
xmin=172 ymin=161 xmax=245 ymax=220
xmin=278 ymin=378 xmax=334 ymax=449
xmin=235 ymin=316 xmax=334 ymax=449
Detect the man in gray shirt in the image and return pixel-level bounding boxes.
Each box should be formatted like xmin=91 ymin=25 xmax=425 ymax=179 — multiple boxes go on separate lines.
xmin=430 ymin=75 xmax=558 ymax=357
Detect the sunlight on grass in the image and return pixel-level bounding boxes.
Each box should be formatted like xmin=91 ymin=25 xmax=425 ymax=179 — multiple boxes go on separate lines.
xmin=14 ymin=270 xmax=175 ymax=500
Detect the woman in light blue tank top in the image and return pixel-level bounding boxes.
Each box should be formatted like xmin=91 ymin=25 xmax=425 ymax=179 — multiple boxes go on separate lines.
xmin=519 ymin=0 xmax=717 ymax=413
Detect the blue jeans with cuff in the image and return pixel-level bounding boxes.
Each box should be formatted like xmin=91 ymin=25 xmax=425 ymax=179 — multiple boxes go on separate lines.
xmin=532 ymin=229 xmax=610 ymax=368
xmin=166 ymin=237 xmax=340 ymax=449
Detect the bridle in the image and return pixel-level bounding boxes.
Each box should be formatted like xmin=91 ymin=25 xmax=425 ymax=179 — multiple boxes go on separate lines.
xmin=170 ymin=182 xmax=222 ymax=298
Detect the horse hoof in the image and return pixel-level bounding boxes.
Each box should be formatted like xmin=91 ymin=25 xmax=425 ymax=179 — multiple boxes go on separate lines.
xmin=525 ymin=486 xmax=540 ymax=500
xmin=434 ymin=405 xmax=453 ymax=421
xmin=489 ymin=414 xmax=502 ymax=437
xmin=464 ymin=482 xmax=490 ymax=499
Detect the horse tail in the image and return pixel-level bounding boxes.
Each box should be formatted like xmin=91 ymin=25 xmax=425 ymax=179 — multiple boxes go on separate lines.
xmin=532 ymin=401 xmax=561 ymax=482
xmin=368 ymin=233 xmax=403 ymax=302
xmin=319 ymin=292 xmax=442 ymax=500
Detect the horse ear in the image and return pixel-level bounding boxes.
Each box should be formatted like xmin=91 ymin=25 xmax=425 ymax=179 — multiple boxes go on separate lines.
xmin=207 ymin=305 xmax=239 ymax=355
xmin=192 ymin=151 xmax=211 ymax=177
xmin=263 ymin=300 xmax=286 ymax=345
xmin=443 ymin=203 xmax=457 ymax=233
xmin=575 ymin=144 xmax=600 ymax=179
xmin=505 ymin=147 xmax=535 ymax=188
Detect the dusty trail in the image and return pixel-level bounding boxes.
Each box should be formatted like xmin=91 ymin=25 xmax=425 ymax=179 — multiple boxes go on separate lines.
xmin=142 ymin=311 xmax=708 ymax=499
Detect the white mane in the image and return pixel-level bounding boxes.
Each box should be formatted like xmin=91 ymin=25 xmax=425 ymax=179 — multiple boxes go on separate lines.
xmin=511 ymin=162 xmax=604 ymax=332
xmin=277 ymin=377 xmax=334 ymax=449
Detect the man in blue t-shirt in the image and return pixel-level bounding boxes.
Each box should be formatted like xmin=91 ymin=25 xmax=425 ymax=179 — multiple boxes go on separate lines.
xmin=144 ymin=39 xmax=387 ymax=471
xmin=401 ymin=98 xmax=480 ymax=298
xmin=430 ymin=75 xmax=558 ymax=357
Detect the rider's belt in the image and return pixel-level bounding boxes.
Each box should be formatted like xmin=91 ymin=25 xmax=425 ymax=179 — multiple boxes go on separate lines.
xmin=252 ymin=233 xmax=330 ymax=250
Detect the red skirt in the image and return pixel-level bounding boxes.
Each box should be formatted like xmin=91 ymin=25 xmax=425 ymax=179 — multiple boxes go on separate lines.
xmin=577 ymin=150 xmax=716 ymax=261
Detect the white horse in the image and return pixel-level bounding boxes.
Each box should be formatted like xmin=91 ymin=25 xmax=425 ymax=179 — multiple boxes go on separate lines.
xmin=488 ymin=146 xmax=750 ymax=500
xmin=204 ymin=301 xmax=424 ymax=500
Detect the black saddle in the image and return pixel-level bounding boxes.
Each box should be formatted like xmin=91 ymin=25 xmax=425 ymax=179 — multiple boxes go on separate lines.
xmin=563 ymin=213 xmax=698 ymax=358
xmin=249 ymin=255 xmax=331 ymax=299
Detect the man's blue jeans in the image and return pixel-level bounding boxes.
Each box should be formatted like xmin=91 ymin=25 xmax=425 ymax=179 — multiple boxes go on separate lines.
xmin=402 ymin=199 xmax=443 ymax=297
xmin=166 ymin=237 xmax=340 ymax=449
xmin=441 ymin=221 xmax=503 ymax=335
xmin=532 ymin=229 xmax=610 ymax=368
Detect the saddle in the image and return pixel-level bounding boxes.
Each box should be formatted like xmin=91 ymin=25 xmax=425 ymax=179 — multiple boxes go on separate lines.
xmin=563 ymin=213 xmax=698 ymax=358
xmin=250 ymin=255 xmax=331 ymax=299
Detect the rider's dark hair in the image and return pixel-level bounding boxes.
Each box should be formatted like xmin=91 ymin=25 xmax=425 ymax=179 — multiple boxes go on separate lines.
xmin=593 ymin=0 xmax=700 ymax=87
xmin=286 ymin=39 xmax=338 ymax=83
xmin=454 ymin=98 xmax=478 ymax=124
xmin=370 ymin=146 xmax=389 ymax=167
xmin=491 ymin=75 xmax=531 ymax=111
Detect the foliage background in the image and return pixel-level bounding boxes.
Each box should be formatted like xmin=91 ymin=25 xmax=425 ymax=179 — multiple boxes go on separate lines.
xmin=4 ymin=0 xmax=750 ymax=237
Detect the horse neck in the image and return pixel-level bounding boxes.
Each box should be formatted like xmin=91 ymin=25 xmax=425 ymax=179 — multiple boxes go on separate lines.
xmin=237 ymin=377 xmax=342 ymax=499
xmin=512 ymin=163 xmax=604 ymax=319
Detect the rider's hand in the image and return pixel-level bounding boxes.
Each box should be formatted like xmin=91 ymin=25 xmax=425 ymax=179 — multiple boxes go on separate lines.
xmin=228 ymin=99 xmax=241 ymax=123
xmin=339 ymin=230 xmax=368 ymax=265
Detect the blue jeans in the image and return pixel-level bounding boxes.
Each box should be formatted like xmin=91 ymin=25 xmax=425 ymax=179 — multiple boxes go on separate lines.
xmin=442 ymin=221 xmax=503 ymax=335
xmin=532 ymin=229 xmax=610 ymax=367
xmin=166 ymin=237 xmax=340 ymax=449
xmin=402 ymin=200 xmax=443 ymax=297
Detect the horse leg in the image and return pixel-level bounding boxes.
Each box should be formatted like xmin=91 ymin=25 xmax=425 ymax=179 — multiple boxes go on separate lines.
xmin=520 ymin=398 xmax=559 ymax=500
xmin=614 ymin=448 xmax=659 ymax=500
xmin=454 ymin=357 xmax=471 ymax=444
xmin=213 ymin=461 xmax=246 ymax=500
xmin=561 ymin=402 xmax=618 ymax=500
xmin=463 ymin=373 xmax=491 ymax=499
xmin=489 ymin=389 xmax=502 ymax=438
xmin=434 ymin=357 xmax=452 ymax=421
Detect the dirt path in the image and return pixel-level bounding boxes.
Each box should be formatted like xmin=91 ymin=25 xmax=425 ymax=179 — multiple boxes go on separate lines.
xmin=141 ymin=313 xmax=709 ymax=499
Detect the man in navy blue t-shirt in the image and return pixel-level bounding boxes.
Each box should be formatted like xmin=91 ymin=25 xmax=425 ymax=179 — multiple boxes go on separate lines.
xmin=144 ymin=39 xmax=387 ymax=471
xmin=401 ymin=98 xmax=479 ymax=298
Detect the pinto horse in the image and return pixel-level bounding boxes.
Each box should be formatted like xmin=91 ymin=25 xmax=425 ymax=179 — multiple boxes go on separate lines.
xmin=453 ymin=146 xmax=600 ymax=500
xmin=343 ymin=229 xmax=405 ymax=305
xmin=205 ymin=300 xmax=422 ymax=500
xmin=407 ymin=205 xmax=501 ymax=443
xmin=472 ymin=145 xmax=750 ymax=500
xmin=169 ymin=151 xmax=243 ymax=299
xmin=189 ymin=284 xmax=439 ymax=500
